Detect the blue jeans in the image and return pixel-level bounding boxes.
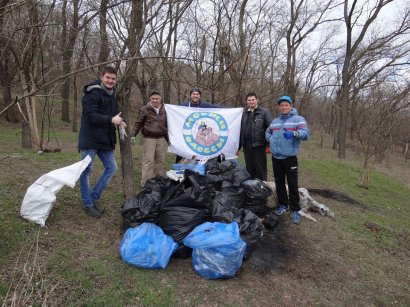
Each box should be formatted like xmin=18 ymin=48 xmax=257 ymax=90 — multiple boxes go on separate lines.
xmin=80 ymin=149 xmax=118 ymax=208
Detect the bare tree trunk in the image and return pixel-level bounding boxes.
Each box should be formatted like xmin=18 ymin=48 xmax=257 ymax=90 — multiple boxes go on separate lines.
xmin=60 ymin=0 xmax=81 ymax=123
xmin=72 ymin=16 xmax=88 ymax=132
xmin=72 ymin=75 xmax=78 ymax=132
xmin=117 ymin=91 xmax=135 ymax=199
xmin=358 ymin=157 xmax=370 ymax=189
xmin=284 ymin=7 xmax=295 ymax=99
xmin=61 ymin=74 xmax=71 ymax=122
xmin=98 ymin=0 xmax=109 ymax=65
xmin=336 ymin=87 xmax=348 ymax=158
xmin=21 ymin=70 xmax=41 ymax=149
xmin=0 ymin=1 xmax=19 ymax=123
xmin=404 ymin=142 xmax=408 ymax=163
xmin=320 ymin=129 xmax=324 ymax=148
xmin=332 ymin=104 xmax=338 ymax=150
xmin=177 ymin=75 xmax=182 ymax=102
xmin=336 ymin=0 xmax=397 ymax=159
xmin=116 ymin=0 xmax=146 ymax=200
xmin=3 ymin=84 xmax=19 ymax=123
xmin=326 ymin=103 xmax=335 ymax=135
xmin=22 ymin=119 xmax=32 ymax=148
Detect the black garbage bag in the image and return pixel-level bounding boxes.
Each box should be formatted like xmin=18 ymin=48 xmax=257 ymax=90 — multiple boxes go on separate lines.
xmin=233 ymin=209 xmax=264 ymax=260
xmin=240 ymin=179 xmax=273 ymax=217
xmin=205 ymin=159 xmax=236 ymax=175
xmin=161 ymin=179 xmax=186 ymax=205
xmin=121 ymin=187 xmax=162 ymax=230
xmin=171 ymin=246 xmax=193 ymax=259
xmin=144 ymin=176 xmax=177 ymax=197
xmin=159 ymin=175 xmax=212 ymax=244
xmin=211 ymin=181 xmax=245 ymax=222
xmin=231 ymin=164 xmax=251 ymax=184
xmin=182 ymin=169 xmax=224 ymax=191
xmin=159 ymin=206 xmax=210 ymax=243
xmin=263 ymin=213 xmax=280 ymax=230
xmin=121 ymin=177 xmax=178 ymax=230
xmin=205 ymin=159 xmax=251 ymax=185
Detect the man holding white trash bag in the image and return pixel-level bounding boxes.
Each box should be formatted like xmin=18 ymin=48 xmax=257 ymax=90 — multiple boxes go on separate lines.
xmin=78 ymin=66 xmax=127 ymax=218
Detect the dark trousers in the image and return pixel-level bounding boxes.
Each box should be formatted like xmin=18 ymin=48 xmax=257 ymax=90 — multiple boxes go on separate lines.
xmin=272 ymin=156 xmax=300 ymax=211
xmin=175 ymin=155 xmax=183 ymax=163
xmin=244 ymin=143 xmax=267 ymax=181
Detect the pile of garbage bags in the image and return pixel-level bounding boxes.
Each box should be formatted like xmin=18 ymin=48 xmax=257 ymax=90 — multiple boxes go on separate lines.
xmin=120 ymin=158 xmax=272 ymax=279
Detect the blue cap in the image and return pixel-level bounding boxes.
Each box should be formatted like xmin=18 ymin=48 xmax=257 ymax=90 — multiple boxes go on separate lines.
xmin=276 ymin=95 xmax=293 ymax=105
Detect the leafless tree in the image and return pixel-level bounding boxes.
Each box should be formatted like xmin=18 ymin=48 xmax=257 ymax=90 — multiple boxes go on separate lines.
xmin=282 ymin=0 xmax=341 ymax=101
xmin=114 ymin=0 xmax=172 ymax=199
xmin=60 ymin=0 xmax=82 ymax=122
xmin=115 ymin=0 xmax=145 ymax=200
xmin=11 ymin=0 xmax=45 ymax=149
xmin=153 ymin=1 xmax=192 ymax=103
xmin=98 ymin=0 xmax=110 ymax=65
xmin=217 ymin=0 xmax=271 ymax=106
xmin=352 ymin=82 xmax=410 ymax=188
xmin=0 ymin=1 xmax=20 ymax=123
xmin=335 ymin=0 xmax=410 ymax=159
xmin=1 ymin=0 xmax=410 ymax=194
xmin=60 ymin=0 xmax=130 ymax=122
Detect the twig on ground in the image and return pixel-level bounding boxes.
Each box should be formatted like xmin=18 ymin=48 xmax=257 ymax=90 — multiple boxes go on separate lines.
xmin=2 ymin=227 xmax=56 ymax=307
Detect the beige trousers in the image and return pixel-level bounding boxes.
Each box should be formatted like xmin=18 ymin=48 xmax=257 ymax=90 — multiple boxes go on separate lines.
xmin=141 ymin=137 xmax=166 ymax=185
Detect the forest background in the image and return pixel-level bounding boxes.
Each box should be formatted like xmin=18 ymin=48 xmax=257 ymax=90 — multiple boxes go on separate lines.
xmin=1 ymin=1 xmax=410 ymax=305
xmin=1 ymin=0 xmax=410 ymax=195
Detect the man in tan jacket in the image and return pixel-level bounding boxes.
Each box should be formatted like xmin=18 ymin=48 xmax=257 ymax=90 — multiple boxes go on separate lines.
xmin=131 ymin=91 xmax=169 ymax=186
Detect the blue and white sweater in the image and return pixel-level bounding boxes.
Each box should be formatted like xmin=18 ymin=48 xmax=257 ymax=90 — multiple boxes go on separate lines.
xmin=265 ymin=108 xmax=309 ymax=159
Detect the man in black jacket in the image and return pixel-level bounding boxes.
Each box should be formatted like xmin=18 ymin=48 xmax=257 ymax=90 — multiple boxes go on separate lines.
xmin=239 ymin=92 xmax=273 ymax=181
xmin=175 ymin=87 xmax=218 ymax=162
xmin=180 ymin=87 xmax=216 ymax=108
xmin=78 ymin=66 xmax=126 ymax=218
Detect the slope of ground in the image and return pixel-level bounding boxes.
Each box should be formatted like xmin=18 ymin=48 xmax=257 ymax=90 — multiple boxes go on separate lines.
xmin=0 ymin=120 xmax=409 ymax=306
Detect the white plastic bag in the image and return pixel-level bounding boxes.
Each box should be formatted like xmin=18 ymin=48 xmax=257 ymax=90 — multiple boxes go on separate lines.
xmin=20 ymin=155 xmax=91 ymax=226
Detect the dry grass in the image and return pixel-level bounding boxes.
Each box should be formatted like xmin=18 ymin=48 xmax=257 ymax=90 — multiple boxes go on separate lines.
xmin=1 ymin=119 xmax=409 ymax=306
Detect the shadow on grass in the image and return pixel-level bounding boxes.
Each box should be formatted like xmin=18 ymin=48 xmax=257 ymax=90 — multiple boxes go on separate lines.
xmin=308 ymin=188 xmax=368 ymax=210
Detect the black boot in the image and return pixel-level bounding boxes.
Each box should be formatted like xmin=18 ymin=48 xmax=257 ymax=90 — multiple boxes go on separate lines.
xmin=84 ymin=206 xmax=102 ymax=218
xmin=93 ymin=200 xmax=105 ymax=214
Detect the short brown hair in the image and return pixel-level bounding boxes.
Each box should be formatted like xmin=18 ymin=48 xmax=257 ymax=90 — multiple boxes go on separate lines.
xmin=101 ymin=66 xmax=117 ymax=76
xmin=246 ymin=92 xmax=258 ymax=99
xmin=149 ymin=90 xmax=161 ymax=97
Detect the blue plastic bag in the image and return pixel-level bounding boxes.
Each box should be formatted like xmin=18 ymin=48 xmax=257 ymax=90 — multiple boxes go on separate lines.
xmin=183 ymin=222 xmax=246 ymax=279
xmin=183 ymin=222 xmax=240 ymax=248
xmin=172 ymin=163 xmax=206 ymax=175
xmin=119 ymin=223 xmax=178 ymax=269
xmin=191 ymin=240 xmax=246 ymax=279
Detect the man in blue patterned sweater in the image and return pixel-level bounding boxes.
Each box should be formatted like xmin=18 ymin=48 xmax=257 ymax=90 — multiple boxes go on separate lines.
xmin=265 ymin=95 xmax=309 ymax=224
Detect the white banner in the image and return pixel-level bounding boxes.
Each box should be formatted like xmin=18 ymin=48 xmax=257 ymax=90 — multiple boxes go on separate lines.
xmin=165 ymin=104 xmax=242 ymax=159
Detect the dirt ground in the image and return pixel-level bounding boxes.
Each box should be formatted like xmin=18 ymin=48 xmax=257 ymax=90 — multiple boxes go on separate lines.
xmin=6 ymin=186 xmax=363 ymax=305
xmin=1 ymin=126 xmax=408 ymax=305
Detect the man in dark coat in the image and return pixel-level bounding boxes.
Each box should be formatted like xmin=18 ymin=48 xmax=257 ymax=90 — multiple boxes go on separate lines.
xmin=175 ymin=87 xmax=218 ymax=162
xmin=78 ymin=66 xmax=126 ymax=218
xmin=180 ymin=87 xmax=216 ymax=108
xmin=239 ymin=92 xmax=273 ymax=181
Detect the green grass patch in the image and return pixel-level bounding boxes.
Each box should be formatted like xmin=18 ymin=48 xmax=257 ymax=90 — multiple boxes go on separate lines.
xmin=1 ymin=118 xmax=409 ymax=305
xmin=299 ymin=138 xmax=410 ymax=254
